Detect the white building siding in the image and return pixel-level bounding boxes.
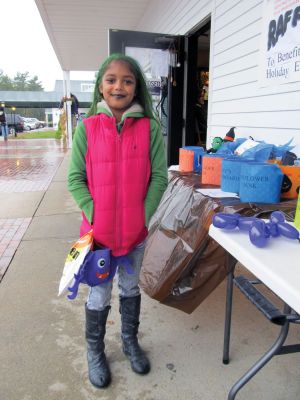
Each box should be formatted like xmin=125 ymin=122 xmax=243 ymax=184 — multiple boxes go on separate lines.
xmin=137 ymin=0 xmax=212 ymax=34
xmin=140 ymin=0 xmax=300 ymax=155
xmin=210 ymin=0 xmax=300 ymax=154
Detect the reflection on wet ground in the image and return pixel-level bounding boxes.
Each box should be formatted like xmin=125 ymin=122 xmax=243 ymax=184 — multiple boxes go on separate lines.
xmin=0 ymin=139 xmax=67 ymax=192
xmin=0 ymin=138 xmax=68 ymax=280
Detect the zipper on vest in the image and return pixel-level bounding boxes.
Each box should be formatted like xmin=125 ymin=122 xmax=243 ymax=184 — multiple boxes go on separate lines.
xmin=116 ymin=132 xmax=122 ymax=250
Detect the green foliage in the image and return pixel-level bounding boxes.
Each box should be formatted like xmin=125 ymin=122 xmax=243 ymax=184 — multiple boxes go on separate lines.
xmin=26 ymin=76 xmax=43 ymax=91
xmin=14 ymin=130 xmax=57 ymax=139
xmin=0 ymin=74 xmax=13 ymax=90
xmin=55 ymin=119 xmax=62 ymax=139
xmin=0 ymin=71 xmax=44 ymax=91
xmin=55 ymin=129 xmax=62 ymax=139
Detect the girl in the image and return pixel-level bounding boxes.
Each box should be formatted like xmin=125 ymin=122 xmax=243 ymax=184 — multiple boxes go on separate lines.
xmin=68 ymin=53 xmax=168 ymax=389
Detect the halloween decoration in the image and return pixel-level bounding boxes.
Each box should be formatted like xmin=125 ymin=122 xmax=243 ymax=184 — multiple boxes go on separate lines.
xmin=207 ymin=137 xmax=223 ymax=153
xmin=212 ymin=211 xmax=300 ymax=248
xmin=67 ymin=248 xmax=133 ymax=300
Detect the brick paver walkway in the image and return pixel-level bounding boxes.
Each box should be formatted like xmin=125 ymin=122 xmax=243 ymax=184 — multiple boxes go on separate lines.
xmin=0 ymin=218 xmax=32 ymax=281
xmin=0 ymin=138 xmax=67 ymax=281
xmin=0 ymin=139 xmax=67 ymax=192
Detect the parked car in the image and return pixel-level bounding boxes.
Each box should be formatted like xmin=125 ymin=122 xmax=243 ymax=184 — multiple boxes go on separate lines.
xmin=5 ymin=114 xmax=24 ymax=133
xmin=38 ymin=120 xmax=46 ymax=128
xmin=22 ymin=117 xmax=37 ymax=131
xmin=29 ymin=118 xmax=42 ymax=129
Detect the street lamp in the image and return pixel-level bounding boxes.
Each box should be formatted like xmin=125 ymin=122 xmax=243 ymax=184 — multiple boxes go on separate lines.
xmin=0 ymin=102 xmax=6 ymax=140
xmin=11 ymin=106 xmax=16 ymax=137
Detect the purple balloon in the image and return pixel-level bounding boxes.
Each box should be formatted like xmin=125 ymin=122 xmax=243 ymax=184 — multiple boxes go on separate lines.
xmin=270 ymin=211 xmax=285 ymax=224
xmin=249 ymin=220 xmax=268 ymax=248
xmin=238 ymin=216 xmax=258 ymax=231
xmin=265 ymin=221 xmax=279 ymax=237
xmin=277 ymin=222 xmax=300 ymax=240
xmin=212 ymin=213 xmax=239 ymax=229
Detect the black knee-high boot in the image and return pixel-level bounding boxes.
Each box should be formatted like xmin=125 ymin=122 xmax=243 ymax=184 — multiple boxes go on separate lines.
xmin=119 ymin=295 xmax=150 ymax=375
xmin=85 ymin=305 xmax=111 ymax=388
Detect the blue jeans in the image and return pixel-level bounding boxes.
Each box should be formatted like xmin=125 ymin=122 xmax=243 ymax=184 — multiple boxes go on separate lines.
xmin=87 ymin=241 xmax=146 ymax=311
xmin=1 ymin=124 xmax=8 ymax=139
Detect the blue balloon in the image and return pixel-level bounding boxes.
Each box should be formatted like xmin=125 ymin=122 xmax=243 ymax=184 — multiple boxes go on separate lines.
xmin=213 ymin=211 xmax=299 ymax=248
xmin=237 ymin=216 xmax=258 ymax=231
xmin=270 ymin=211 xmax=285 ymax=224
xmin=277 ymin=222 xmax=300 ymax=240
xmin=265 ymin=221 xmax=279 ymax=237
xmin=212 ymin=213 xmax=240 ymax=229
xmin=249 ymin=220 xmax=268 ymax=248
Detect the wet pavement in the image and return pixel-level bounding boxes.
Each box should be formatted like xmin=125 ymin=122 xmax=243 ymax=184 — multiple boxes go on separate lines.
xmin=0 ymin=217 xmax=32 ymax=280
xmin=0 ymin=138 xmax=67 ymax=280
xmin=1 ymin=138 xmax=299 ymax=400
xmin=0 ymin=138 xmax=67 ymax=192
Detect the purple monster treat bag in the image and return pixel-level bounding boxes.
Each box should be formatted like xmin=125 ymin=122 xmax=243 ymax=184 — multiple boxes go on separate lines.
xmin=67 ymin=248 xmax=133 ymax=300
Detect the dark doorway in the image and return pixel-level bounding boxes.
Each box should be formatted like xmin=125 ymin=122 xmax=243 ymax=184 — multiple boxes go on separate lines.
xmin=185 ymin=21 xmax=210 ymax=149
xmin=109 ymin=29 xmax=184 ymax=166
xmin=108 ymin=23 xmax=210 ymax=164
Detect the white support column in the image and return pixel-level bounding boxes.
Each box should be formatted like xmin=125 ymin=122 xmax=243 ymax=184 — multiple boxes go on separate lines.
xmin=63 ymin=70 xmax=73 ymax=148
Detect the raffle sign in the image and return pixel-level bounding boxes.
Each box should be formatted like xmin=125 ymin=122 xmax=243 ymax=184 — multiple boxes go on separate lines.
xmin=259 ymin=0 xmax=300 ymax=86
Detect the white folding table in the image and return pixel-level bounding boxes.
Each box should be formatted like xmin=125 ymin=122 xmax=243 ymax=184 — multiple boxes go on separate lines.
xmin=209 ymin=223 xmax=300 ymax=400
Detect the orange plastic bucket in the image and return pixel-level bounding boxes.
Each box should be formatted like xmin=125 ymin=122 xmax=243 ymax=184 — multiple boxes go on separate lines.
xmin=279 ymin=165 xmax=300 ymax=199
xmin=179 ymin=148 xmax=194 ymax=172
xmin=201 ymin=155 xmax=224 ymax=185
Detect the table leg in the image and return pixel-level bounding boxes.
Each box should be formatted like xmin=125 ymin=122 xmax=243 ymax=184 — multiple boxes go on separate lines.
xmin=227 ymin=305 xmax=291 ymax=400
xmin=223 ymin=254 xmax=236 ymax=364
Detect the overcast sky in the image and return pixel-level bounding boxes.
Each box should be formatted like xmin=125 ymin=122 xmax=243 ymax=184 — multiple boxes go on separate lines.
xmin=1 ymin=0 xmax=95 ymax=91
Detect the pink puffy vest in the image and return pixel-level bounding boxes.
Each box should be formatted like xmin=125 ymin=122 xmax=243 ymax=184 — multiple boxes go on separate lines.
xmin=80 ymin=113 xmax=151 ymax=256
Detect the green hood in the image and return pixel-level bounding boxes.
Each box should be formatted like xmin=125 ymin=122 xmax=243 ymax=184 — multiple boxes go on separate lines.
xmin=96 ymin=100 xmax=144 ymax=123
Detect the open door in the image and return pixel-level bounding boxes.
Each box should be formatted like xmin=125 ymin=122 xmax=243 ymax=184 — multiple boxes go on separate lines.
xmin=109 ymin=29 xmax=184 ymax=165
xmin=184 ymin=22 xmax=211 ymax=149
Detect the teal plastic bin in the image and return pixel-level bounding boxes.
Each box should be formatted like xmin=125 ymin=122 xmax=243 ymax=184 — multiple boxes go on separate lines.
xmin=239 ymin=163 xmax=284 ymax=203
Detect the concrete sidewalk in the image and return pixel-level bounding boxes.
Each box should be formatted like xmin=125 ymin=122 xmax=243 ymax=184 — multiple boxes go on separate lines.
xmin=0 ymin=139 xmax=299 ymax=400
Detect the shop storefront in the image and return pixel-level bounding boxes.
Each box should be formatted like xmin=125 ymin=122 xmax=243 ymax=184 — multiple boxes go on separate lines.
xmin=110 ymin=0 xmax=300 ymax=164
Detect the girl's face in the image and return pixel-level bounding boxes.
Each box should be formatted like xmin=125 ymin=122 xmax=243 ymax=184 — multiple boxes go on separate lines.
xmin=99 ymin=60 xmax=137 ymax=121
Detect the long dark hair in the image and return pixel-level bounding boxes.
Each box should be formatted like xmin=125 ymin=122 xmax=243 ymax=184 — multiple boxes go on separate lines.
xmin=88 ymin=53 xmax=155 ymax=119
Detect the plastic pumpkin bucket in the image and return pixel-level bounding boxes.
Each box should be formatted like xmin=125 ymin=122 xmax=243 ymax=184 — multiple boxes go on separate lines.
xmin=183 ymin=146 xmax=205 ymax=172
xmin=179 ymin=148 xmax=194 ymax=172
xmin=201 ymin=155 xmax=224 ymax=185
xmin=279 ymin=165 xmax=300 ymax=199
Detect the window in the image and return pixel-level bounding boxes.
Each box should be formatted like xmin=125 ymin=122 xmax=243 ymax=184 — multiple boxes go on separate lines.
xmin=81 ymin=83 xmax=95 ymax=92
